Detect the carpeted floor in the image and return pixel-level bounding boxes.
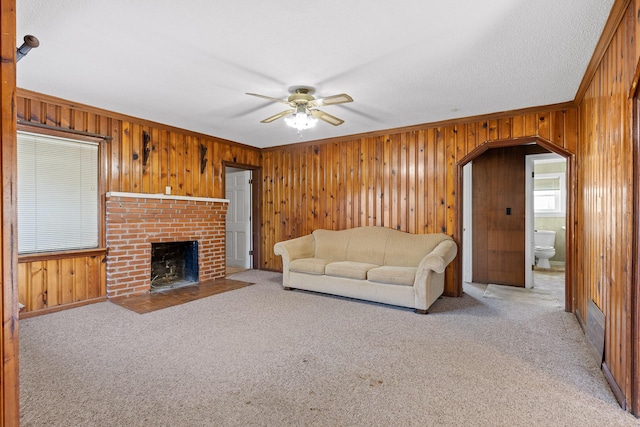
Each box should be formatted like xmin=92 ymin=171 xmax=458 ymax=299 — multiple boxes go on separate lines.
xmin=19 ymin=270 xmax=639 ymax=426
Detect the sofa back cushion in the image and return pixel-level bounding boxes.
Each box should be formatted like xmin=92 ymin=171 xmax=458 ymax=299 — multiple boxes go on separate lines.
xmin=345 ymin=226 xmax=391 ymax=265
xmin=313 ymin=229 xmax=353 ymax=260
xmin=312 ymin=227 xmax=452 ymax=268
xmin=384 ymin=232 xmax=452 ymax=267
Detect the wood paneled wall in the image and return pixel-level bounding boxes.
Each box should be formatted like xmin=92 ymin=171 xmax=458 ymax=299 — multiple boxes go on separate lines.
xmin=576 ymin=0 xmax=637 ymax=410
xmin=15 ymin=89 xmax=261 ymax=315
xmin=16 ymin=89 xmax=261 ymax=199
xmin=18 ymin=251 xmax=106 ymax=316
xmin=261 ymin=108 xmax=577 ymax=296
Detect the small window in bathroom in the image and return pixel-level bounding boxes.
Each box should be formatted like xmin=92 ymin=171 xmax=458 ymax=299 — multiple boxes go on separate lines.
xmin=534 ymin=172 xmax=566 ymax=216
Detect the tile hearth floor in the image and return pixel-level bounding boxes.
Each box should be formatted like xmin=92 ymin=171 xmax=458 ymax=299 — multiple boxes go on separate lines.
xmin=110 ymin=277 xmax=254 ymax=314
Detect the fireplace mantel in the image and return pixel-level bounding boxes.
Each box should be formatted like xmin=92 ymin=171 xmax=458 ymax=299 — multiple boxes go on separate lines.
xmin=106 ymin=191 xmax=229 ymax=204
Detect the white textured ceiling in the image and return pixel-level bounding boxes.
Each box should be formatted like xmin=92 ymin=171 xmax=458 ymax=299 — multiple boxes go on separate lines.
xmin=16 ymin=1 xmax=614 ymax=148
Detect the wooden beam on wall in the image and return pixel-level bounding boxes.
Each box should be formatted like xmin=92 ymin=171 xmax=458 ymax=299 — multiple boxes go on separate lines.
xmin=1 ymin=0 xmax=20 ymax=424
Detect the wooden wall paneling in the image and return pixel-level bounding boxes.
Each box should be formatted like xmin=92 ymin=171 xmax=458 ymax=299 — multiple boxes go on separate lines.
xmin=309 ymin=145 xmax=317 ymax=232
xmin=159 ymin=130 xmax=169 ymax=195
xmin=175 ymin=133 xmax=185 ymax=195
xmin=108 ymin=120 xmax=121 ymax=191
xmin=197 ymin=137 xmax=208 ymax=199
xmin=416 ymin=131 xmax=426 ymax=233
xmin=192 ymin=135 xmax=200 ymax=196
xmin=31 ymin=261 xmax=46 ymax=311
xmin=151 ymin=127 xmax=160 ymax=194
xmin=319 ymin=144 xmax=328 ymax=229
xmin=87 ymin=256 xmax=99 ymax=300
xmin=60 ymin=258 xmax=75 ymax=305
xmin=351 ymin=140 xmax=361 ymax=229
xmin=565 ymin=108 xmax=578 ymax=153
xmin=436 ymin=128 xmax=447 ymax=234
xmin=575 ymin=1 xmax=636 ymax=410
xmin=374 ymin=137 xmax=383 ymax=227
xmin=121 ymin=121 xmax=133 ymax=192
xmin=407 ymin=133 xmax=417 ymax=234
xmin=168 ymin=131 xmax=177 ymax=195
xmin=44 ymin=259 xmax=59 ymax=307
xmin=74 ymin=256 xmax=88 ymax=302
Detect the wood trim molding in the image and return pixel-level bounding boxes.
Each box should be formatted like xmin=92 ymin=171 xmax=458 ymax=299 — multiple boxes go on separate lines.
xmin=262 ymin=102 xmax=576 ymax=152
xmin=18 ymin=247 xmax=108 ymax=264
xmin=575 ymin=0 xmax=632 ymax=104
xmin=18 ymin=296 xmax=106 ymax=320
xmin=603 ymin=361 xmax=628 ymax=410
xmin=18 ymin=120 xmax=113 ymax=141
xmin=1 ymin=0 xmax=19 ymax=423
xmin=16 ymin=88 xmax=259 ymax=151
xmin=631 ymin=92 xmax=640 ymax=416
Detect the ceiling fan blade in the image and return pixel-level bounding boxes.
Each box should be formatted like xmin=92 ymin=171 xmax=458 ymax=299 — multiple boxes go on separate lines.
xmin=261 ymin=109 xmax=295 ymax=123
xmin=246 ymin=93 xmax=290 ymax=105
xmin=308 ymin=93 xmax=353 ymax=108
xmin=309 ymin=109 xmax=345 ymax=126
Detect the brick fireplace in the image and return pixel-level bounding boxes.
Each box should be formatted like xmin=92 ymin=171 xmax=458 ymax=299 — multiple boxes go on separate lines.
xmin=105 ymin=192 xmax=228 ymax=298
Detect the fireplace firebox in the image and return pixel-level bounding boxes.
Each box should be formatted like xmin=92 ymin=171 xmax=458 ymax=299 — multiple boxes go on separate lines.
xmin=151 ymin=241 xmax=199 ymax=291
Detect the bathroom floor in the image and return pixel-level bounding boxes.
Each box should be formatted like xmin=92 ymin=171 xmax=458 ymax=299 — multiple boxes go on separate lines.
xmin=533 ymin=267 xmax=565 ymax=306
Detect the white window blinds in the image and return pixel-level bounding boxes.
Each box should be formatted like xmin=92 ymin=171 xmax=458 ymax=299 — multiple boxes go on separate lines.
xmin=17 ymin=131 xmax=99 ymax=254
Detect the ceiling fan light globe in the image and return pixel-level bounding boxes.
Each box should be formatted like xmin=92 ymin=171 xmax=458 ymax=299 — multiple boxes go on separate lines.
xmin=284 ymin=112 xmax=318 ymax=131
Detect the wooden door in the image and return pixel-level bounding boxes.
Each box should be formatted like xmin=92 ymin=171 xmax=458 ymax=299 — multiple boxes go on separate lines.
xmin=472 ymin=147 xmax=526 ymax=286
xmin=225 ymin=169 xmax=252 ymax=268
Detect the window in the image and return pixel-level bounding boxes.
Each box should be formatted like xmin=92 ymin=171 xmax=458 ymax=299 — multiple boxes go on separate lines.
xmin=17 ymin=131 xmax=99 ymax=254
xmin=533 ymin=172 xmax=565 ymax=216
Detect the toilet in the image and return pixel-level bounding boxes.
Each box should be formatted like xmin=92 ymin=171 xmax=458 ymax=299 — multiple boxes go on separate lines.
xmin=534 ymin=230 xmax=556 ymax=269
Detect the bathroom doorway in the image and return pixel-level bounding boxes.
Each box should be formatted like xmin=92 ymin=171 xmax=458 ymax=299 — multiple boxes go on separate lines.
xmin=526 ymin=153 xmax=567 ymax=302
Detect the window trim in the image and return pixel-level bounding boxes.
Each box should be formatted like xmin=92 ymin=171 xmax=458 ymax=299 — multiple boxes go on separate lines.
xmin=17 ymin=124 xmax=107 ymax=257
xmin=533 ymin=171 xmax=566 ymax=216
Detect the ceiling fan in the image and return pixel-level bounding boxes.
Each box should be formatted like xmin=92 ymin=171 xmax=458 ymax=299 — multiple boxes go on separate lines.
xmin=246 ymin=86 xmax=353 ymax=130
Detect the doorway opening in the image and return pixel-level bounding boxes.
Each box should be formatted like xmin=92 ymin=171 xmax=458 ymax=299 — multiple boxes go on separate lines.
xmin=224 ymin=163 xmax=261 ymax=276
xmin=526 ymin=153 xmax=567 ymax=304
xmin=225 ymin=167 xmax=252 ymax=271
xmin=457 ymin=137 xmax=574 ymax=312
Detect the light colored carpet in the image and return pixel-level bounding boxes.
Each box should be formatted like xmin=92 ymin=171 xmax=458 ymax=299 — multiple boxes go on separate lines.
xmin=19 ymin=271 xmax=639 ymax=426
xmin=483 ymin=283 xmax=562 ymax=307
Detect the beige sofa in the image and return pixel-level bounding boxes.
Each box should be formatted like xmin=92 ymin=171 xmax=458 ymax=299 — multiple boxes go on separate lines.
xmin=273 ymin=226 xmax=457 ymax=313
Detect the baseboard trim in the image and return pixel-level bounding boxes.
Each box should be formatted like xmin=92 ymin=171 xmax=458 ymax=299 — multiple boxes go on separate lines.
xmin=603 ymin=362 xmax=627 ymax=411
xmin=19 ymin=297 xmax=107 ymax=319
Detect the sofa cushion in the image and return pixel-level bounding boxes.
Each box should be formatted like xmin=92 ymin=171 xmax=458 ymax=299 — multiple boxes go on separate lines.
xmin=384 ymin=232 xmax=452 ymax=267
xmin=367 ymin=266 xmax=417 ymax=286
xmin=325 ymin=261 xmax=379 ymax=280
xmin=345 ymin=226 xmax=391 ymax=265
xmin=313 ymin=229 xmax=353 ymax=261
xmin=290 ymin=258 xmax=333 ymax=275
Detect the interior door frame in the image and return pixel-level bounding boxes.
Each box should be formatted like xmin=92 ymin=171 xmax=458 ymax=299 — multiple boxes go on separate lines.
xmin=223 ymin=161 xmax=262 ymax=270
xmin=631 ymin=85 xmax=640 ymax=416
xmin=455 ymin=136 xmax=575 ymax=312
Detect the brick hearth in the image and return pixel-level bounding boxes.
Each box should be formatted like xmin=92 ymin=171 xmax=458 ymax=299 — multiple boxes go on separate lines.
xmin=105 ymin=192 xmax=228 ymax=298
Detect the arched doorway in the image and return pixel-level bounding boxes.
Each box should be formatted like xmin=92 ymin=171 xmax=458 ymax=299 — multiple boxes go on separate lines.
xmin=455 ymin=137 xmax=575 ymax=312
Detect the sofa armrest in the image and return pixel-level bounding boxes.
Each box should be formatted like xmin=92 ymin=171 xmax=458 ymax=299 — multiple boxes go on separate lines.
xmin=417 ymin=239 xmax=458 ymax=274
xmin=273 ymin=234 xmax=316 ymax=288
xmin=413 ymin=239 xmax=458 ymax=311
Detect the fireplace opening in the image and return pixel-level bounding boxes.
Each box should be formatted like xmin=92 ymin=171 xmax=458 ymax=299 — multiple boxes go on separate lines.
xmin=151 ymin=241 xmax=199 ymax=291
